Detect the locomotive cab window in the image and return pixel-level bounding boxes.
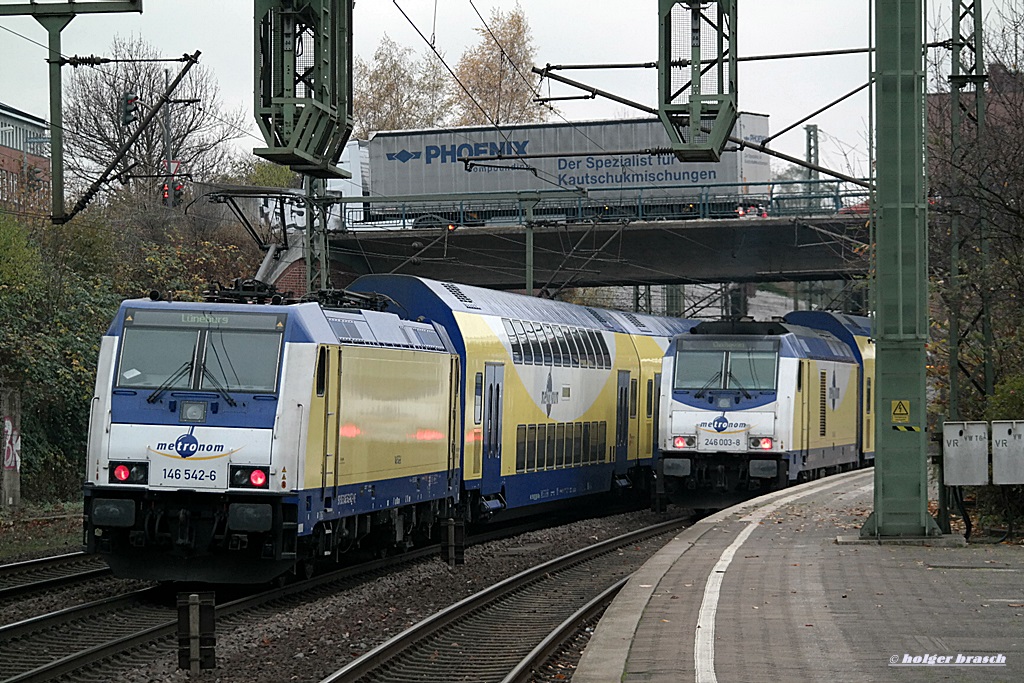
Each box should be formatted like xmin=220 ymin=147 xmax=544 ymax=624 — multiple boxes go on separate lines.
xmin=116 ymin=308 xmax=285 ymax=393
xmin=673 ymin=338 xmax=779 ymax=392
xmin=315 ymin=347 xmax=327 ymax=397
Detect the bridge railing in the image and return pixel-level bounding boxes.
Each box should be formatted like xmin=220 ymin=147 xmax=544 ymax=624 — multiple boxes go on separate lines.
xmin=333 ymin=178 xmax=872 ymax=231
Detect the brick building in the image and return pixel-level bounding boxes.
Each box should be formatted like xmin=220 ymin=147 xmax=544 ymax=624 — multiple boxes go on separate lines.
xmin=0 ymin=101 xmax=49 ymax=207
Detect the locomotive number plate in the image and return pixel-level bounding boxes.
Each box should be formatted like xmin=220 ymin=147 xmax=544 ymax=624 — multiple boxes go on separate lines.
xmin=697 ymin=434 xmax=745 ymax=451
xmin=155 ymin=466 xmax=223 ymax=488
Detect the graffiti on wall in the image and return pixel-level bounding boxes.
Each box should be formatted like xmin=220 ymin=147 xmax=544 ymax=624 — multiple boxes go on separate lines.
xmin=3 ymin=416 xmax=20 ymax=471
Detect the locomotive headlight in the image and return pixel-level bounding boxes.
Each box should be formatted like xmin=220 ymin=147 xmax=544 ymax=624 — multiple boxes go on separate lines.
xmin=180 ymin=400 xmax=207 ymax=423
xmin=749 ymin=437 xmax=774 ymax=450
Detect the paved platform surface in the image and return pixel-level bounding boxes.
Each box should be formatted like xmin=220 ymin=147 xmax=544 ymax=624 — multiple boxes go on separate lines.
xmin=575 ymin=470 xmax=1022 ymax=682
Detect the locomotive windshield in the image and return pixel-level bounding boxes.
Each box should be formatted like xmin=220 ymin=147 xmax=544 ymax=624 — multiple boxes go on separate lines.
xmin=116 ymin=308 xmax=286 ymax=393
xmin=673 ymin=337 xmax=778 ymax=392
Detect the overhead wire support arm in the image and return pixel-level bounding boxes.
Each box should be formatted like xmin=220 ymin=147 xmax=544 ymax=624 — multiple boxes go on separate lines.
xmin=61 ymin=50 xmax=202 ymax=224
xmin=60 ymin=53 xmax=194 ymax=67
xmin=760 ymin=81 xmax=872 ymax=147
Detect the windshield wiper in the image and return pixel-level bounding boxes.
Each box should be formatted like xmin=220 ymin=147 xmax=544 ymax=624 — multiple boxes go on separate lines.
xmin=694 ymin=370 xmax=723 ymax=399
xmin=726 ymin=370 xmax=753 ymax=399
xmin=146 ymin=361 xmax=192 ymax=404
xmin=201 ymin=365 xmax=238 ymax=407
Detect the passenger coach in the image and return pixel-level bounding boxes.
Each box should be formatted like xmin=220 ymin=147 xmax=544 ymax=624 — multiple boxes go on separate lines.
xmin=347 ymin=275 xmax=698 ymax=519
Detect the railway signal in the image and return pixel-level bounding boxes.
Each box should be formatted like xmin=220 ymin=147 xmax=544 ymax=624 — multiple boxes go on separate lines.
xmin=121 ymin=92 xmax=139 ymax=126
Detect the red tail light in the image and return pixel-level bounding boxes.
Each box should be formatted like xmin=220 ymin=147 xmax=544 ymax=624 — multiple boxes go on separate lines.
xmin=672 ymin=435 xmax=696 ymax=449
xmin=108 ymin=461 xmax=149 ymax=484
xmin=230 ymin=465 xmax=270 ymax=489
xmin=249 ymin=469 xmax=267 ymax=487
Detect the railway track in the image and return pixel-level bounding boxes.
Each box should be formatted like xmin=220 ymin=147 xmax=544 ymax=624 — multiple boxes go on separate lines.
xmin=320 ymin=518 xmax=687 ymax=683
xmin=0 ymin=541 xmax=454 ymax=683
xmin=0 ymin=512 xmax=676 ymax=682
xmin=0 ymin=553 xmax=111 ymax=603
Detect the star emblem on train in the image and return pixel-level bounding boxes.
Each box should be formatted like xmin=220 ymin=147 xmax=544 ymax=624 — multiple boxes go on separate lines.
xmin=542 ymin=371 xmax=557 ymax=418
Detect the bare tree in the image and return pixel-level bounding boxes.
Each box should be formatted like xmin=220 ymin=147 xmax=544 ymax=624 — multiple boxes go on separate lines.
xmin=63 ymin=35 xmax=246 ymax=195
xmin=353 ymin=34 xmax=454 ymax=138
xmin=453 ymin=4 xmax=548 ymax=126
xmin=926 ymin=3 xmax=1024 ymax=413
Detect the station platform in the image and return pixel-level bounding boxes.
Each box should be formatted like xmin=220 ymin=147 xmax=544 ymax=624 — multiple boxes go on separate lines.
xmin=574 ymin=470 xmax=1022 ymax=682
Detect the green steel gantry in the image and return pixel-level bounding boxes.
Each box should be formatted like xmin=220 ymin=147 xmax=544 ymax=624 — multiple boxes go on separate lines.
xmin=948 ymin=0 xmax=991 ymax=421
xmin=254 ymin=0 xmax=353 ymax=292
xmin=860 ymin=0 xmax=941 ymax=537
xmin=657 ymin=0 xmax=737 ymax=161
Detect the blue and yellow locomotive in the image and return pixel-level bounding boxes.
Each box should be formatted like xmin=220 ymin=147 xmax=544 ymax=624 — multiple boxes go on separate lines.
xmin=83 ymin=276 xmax=695 ymax=583
xmin=656 ymin=311 xmax=875 ymax=508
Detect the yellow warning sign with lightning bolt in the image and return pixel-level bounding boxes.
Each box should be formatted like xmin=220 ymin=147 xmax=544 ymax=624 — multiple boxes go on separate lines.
xmin=891 ymin=400 xmax=910 ymax=423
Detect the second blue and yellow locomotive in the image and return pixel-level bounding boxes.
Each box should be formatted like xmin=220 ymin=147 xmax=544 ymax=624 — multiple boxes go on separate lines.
xmin=656 ymin=311 xmax=875 ymax=508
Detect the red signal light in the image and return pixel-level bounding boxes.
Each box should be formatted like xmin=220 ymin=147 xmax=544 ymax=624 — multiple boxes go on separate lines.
xmin=114 ymin=464 xmax=131 ymax=481
xmin=249 ymin=469 xmax=267 ymax=487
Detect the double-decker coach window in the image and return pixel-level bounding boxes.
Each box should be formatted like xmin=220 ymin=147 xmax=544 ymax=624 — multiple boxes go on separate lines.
xmin=543 ymin=324 xmax=561 ymax=366
xmin=564 ymin=327 xmax=581 ymax=367
xmin=524 ymin=322 xmax=541 ymax=365
xmin=577 ymin=330 xmax=594 ymax=368
xmin=553 ymin=326 xmax=571 ymax=367
xmin=502 ymin=320 xmax=523 ymax=364
xmin=510 ymin=320 xmax=531 ymax=364
xmin=595 ymin=333 xmax=611 ymax=368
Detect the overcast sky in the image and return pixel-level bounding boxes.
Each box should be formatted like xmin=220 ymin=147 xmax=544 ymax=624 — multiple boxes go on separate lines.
xmin=0 ymin=2 xmax=892 ymax=177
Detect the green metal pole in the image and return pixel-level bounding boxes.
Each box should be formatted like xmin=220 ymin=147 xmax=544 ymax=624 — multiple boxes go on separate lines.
xmin=861 ymin=0 xmax=940 ymax=538
xmin=36 ymin=16 xmax=72 ymax=222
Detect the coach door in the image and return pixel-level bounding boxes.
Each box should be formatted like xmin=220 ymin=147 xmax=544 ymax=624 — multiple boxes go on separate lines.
xmin=652 ymin=372 xmax=662 ymax=459
xmin=316 ymin=346 xmax=341 ymax=504
xmin=481 ymin=363 xmax=505 ymax=488
xmin=615 ymin=370 xmax=631 ymax=467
